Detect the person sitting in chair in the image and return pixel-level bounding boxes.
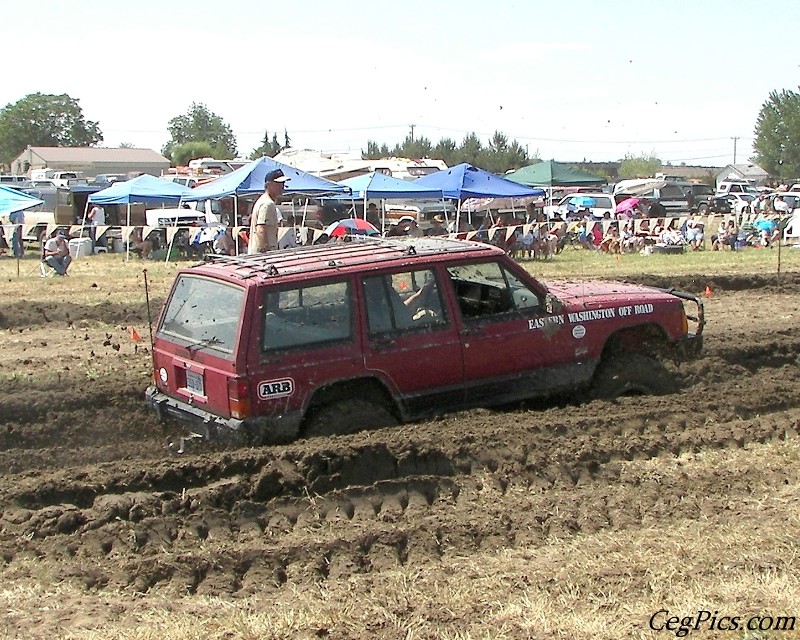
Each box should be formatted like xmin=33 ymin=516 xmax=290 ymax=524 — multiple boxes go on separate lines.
xmin=43 ymin=230 xmax=72 ymax=276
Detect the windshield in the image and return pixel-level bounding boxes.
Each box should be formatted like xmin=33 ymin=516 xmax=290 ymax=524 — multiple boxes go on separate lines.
xmin=159 ymin=275 xmax=244 ymax=355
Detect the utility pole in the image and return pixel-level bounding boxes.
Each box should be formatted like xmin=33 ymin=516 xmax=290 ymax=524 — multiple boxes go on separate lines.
xmin=732 ymin=136 xmax=739 ymax=165
xmin=409 ymin=124 xmax=416 ymax=142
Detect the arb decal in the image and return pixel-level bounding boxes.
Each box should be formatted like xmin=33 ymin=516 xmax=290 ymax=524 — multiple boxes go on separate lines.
xmin=257 ymin=378 xmax=294 ymax=399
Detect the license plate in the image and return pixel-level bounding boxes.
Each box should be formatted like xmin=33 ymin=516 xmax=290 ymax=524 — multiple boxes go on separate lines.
xmin=185 ymin=370 xmax=205 ymax=396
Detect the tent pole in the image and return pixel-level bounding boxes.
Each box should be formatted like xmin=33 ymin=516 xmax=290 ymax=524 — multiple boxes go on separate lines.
xmin=165 ymin=229 xmax=176 ymax=264
xmin=126 ymin=204 xmax=131 ymax=262
xmin=79 ymin=198 xmax=90 ymax=237
xmin=234 ymin=196 xmax=239 ymax=256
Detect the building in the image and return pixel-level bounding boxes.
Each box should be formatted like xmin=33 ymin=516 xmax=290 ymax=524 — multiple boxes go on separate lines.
xmin=714 ymin=163 xmax=769 ymax=187
xmin=11 ymin=146 xmax=170 ymax=178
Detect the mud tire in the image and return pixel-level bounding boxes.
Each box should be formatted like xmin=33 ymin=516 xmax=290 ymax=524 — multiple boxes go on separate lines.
xmin=591 ymin=352 xmax=676 ymax=399
xmin=302 ymin=398 xmax=398 ymax=438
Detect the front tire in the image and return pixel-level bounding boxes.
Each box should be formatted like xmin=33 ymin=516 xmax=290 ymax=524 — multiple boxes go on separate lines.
xmin=591 ymin=352 xmax=676 ymax=399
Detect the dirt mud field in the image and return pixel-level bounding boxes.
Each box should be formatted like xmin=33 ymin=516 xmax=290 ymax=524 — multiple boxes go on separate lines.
xmin=1 ymin=266 xmax=800 ymax=639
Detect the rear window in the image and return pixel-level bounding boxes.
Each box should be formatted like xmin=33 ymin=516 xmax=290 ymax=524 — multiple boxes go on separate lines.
xmin=159 ymin=275 xmax=245 ymax=355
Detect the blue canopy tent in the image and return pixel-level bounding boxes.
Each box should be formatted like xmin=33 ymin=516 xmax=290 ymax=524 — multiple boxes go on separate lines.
xmin=333 ymin=172 xmax=444 ymax=231
xmin=0 ymin=185 xmax=44 ymax=217
xmin=414 ymin=163 xmax=545 ymax=200
xmin=1 ymin=186 xmax=44 ymax=264
xmin=87 ymin=174 xmax=196 ymax=260
xmin=88 ymin=173 xmax=195 ymax=207
xmin=413 ymin=163 xmax=545 ymax=229
xmin=181 ymin=157 xmax=350 ymax=236
xmin=337 ymin=172 xmax=443 ymax=200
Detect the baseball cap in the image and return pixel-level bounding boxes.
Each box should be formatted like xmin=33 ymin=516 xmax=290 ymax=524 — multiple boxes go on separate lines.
xmin=264 ymin=169 xmax=290 ymax=184
xmin=432 ymin=214 xmax=444 ymax=223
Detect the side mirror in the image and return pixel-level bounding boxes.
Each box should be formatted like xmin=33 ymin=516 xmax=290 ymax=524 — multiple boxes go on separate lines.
xmin=545 ymin=293 xmax=563 ymax=315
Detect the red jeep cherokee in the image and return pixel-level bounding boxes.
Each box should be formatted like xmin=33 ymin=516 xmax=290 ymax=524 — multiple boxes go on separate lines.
xmin=146 ymin=237 xmax=704 ymax=443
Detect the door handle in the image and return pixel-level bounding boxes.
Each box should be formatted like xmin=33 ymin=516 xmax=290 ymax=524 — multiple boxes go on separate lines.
xmin=371 ymin=339 xmax=397 ymax=351
xmin=461 ymin=327 xmax=483 ymax=336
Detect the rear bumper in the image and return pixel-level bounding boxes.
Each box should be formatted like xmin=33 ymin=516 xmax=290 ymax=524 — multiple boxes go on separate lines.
xmin=145 ymin=387 xmax=302 ymax=444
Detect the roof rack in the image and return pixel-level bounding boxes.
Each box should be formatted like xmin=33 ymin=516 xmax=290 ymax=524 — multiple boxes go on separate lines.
xmin=199 ymin=237 xmax=491 ymax=280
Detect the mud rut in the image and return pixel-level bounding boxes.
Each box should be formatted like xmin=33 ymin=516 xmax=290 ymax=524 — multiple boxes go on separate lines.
xmin=1 ymin=274 xmax=799 ymax=615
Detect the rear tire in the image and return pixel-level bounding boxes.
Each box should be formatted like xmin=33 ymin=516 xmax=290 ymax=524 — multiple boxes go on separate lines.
xmin=591 ymin=352 xmax=676 ymax=399
xmin=302 ymin=398 xmax=398 ymax=438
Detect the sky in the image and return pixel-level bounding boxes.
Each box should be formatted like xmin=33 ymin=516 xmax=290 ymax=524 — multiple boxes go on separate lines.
xmin=2 ymin=0 xmax=799 ymax=167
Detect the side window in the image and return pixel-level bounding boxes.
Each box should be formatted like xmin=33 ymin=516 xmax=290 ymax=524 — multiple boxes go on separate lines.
xmin=363 ymin=269 xmax=447 ymax=335
xmin=446 ymin=261 xmax=542 ymax=320
xmin=262 ymin=281 xmax=352 ymax=351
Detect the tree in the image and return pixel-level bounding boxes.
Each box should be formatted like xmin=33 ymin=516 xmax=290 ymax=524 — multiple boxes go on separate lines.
xmin=458 ymin=132 xmax=484 ymax=166
xmin=250 ymin=129 xmax=287 ymax=159
xmin=432 ymin=137 xmax=458 ymax=166
xmin=172 ymin=141 xmax=217 ymax=167
xmin=362 ymin=130 xmax=531 ymax=173
xmin=163 ymin=102 xmax=237 ymax=163
xmin=753 ymin=88 xmax=800 ymax=181
xmin=618 ymin=152 xmax=662 ymax=179
xmin=0 ymin=92 xmax=102 ymax=165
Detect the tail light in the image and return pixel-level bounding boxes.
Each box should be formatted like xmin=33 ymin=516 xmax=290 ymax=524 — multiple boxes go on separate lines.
xmin=228 ymin=378 xmax=251 ymax=419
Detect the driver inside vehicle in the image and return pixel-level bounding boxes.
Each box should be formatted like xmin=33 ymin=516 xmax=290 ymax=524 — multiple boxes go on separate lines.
xmin=363 ymin=270 xmax=443 ymax=333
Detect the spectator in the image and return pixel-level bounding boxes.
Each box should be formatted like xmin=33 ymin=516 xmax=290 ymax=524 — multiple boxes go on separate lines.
xmin=648 ymin=199 xmax=668 ymax=217
xmin=599 ymin=223 xmax=621 ymax=254
xmin=754 ymin=217 xmax=780 ymax=248
xmin=426 ymin=214 xmax=448 ymax=236
xmin=248 ymin=169 xmax=290 ymax=254
xmin=520 ymin=226 xmax=535 ymax=259
xmin=773 ymin=195 xmax=790 ymax=214
xmin=620 ymin=221 xmax=643 ymax=253
xmin=43 ymin=230 xmax=72 ymax=276
xmin=365 ymin=203 xmax=381 ymax=229
xmin=128 ymin=227 xmax=153 ymax=259
xmin=684 ymin=213 xmax=704 ymax=251
xmin=213 ymin=228 xmax=237 ymax=255
xmin=9 ymin=208 xmax=24 ymax=258
xmin=87 ymin=204 xmax=107 ymax=251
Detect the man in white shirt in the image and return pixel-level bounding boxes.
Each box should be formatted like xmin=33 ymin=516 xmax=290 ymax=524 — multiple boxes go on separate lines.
xmin=88 ymin=204 xmax=106 ymax=251
xmin=248 ymin=169 xmax=290 ymax=254
xmin=773 ymin=195 xmax=790 ymax=214
xmin=43 ymin=230 xmax=72 ymax=276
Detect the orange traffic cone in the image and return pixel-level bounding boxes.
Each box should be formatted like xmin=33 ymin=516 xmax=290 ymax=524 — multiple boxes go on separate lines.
xmin=129 ymin=326 xmax=143 ymax=343
xmin=704 ymin=286 xmax=713 ymax=298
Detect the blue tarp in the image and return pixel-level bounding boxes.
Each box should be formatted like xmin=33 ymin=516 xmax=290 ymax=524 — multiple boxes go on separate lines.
xmin=182 ymin=157 xmax=348 ymax=201
xmin=0 ymin=185 xmax=44 ymax=217
xmin=414 ymin=163 xmax=545 ymax=200
xmin=88 ymin=174 xmax=194 ymax=205
xmin=335 ymin=171 xmax=443 ymax=200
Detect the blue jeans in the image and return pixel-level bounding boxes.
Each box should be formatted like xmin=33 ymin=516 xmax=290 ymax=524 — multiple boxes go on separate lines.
xmin=11 ymin=226 xmax=23 ymax=258
xmin=45 ymin=254 xmax=72 ymax=275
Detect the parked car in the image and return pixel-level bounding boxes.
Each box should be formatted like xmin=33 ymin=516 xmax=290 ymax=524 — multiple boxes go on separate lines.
xmin=146 ymin=237 xmax=704 ymax=444
xmin=548 ymin=192 xmax=616 ymax=219
xmin=725 ymin=193 xmax=755 ymax=215
xmin=716 ymin=181 xmax=758 ymax=196
xmin=92 ymin=174 xmax=127 ymax=186
xmin=706 ymin=197 xmax=733 ymax=214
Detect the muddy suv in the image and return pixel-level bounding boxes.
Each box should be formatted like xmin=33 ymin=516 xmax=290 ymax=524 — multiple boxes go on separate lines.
xmin=146 ymin=238 xmax=704 ymax=443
